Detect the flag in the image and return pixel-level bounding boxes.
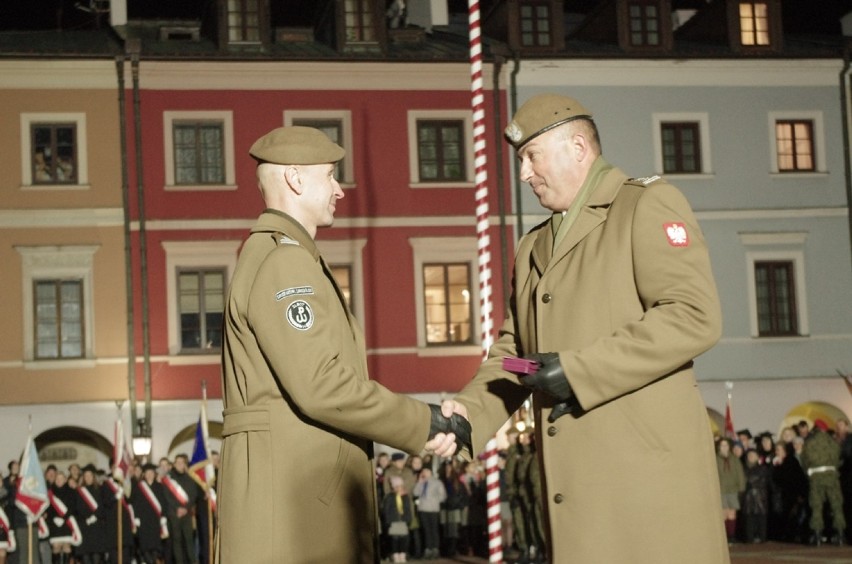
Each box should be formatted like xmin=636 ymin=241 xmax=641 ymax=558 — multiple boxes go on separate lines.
xmin=15 ymin=435 xmax=49 ymax=522
xmin=189 ymin=399 xmax=215 ymax=491
xmin=112 ymin=417 xmax=134 ymax=487
xmin=724 ymin=395 xmax=735 ymax=439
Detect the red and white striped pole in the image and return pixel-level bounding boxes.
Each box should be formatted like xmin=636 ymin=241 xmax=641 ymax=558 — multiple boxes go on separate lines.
xmin=468 ymin=1 xmax=502 ymax=561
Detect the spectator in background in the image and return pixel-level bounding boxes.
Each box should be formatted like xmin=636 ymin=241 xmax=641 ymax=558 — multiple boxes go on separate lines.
xmin=131 ymin=463 xmax=169 ymax=564
xmin=742 ymin=449 xmax=771 ymax=543
xmin=75 ymin=464 xmax=106 ymax=564
xmin=382 ymin=476 xmax=413 ymax=563
xmin=162 ymin=454 xmax=200 ymax=564
xmin=837 ymin=417 xmax=852 ymax=542
xmin=440 ymin=461 xmax=467 ymax=558
xmin=770 ymin=441 xmax=808 ymax=543
xmin=737 ymin=430 xmax=754 ymax=451
xmin=383 ymin=453 xmax=416 ymax=498
xmin=797 ymin=420 xmax=810 ymax=440
xmin=801 ymin=420 xmax=845 ymax=546
xmin=717 ymin=438 xmax=746 ymax=544
xmin=413 ymin=467 xmax=446 ymax=561
xmin=756 ymin=433 xmax=775 ymax=465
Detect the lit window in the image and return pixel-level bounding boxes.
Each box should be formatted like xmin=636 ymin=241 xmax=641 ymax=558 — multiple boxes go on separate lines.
xmin=628 ymin=1 xmax=660 ymax=46
xmin=34 ymin=279 xmax=84 ymax=360
xmin=754 ymin=261 xmax=797 ymax=336
xmin=775 ymin=120 xmax=814 ymax=172
xmin=228 ymin=0 xmax=261 ymax=42
xmin=173 ymin=122 xmax=225 ymax=185
xmin=520 ymin=1 xmax=551 ymax=47
xmin=31 ymin=124 xmax=77 ymax=185
xmin=344 ymin=0 xmax=375 ymax=42
xmin=423 ymin=263 xmax=473 ymax=346
xmin=417 ymin=120 xmax=466 ymax=182
xmin=661 ymin=122 xmax=701 ymax=174
xmin=328 ymin=264 xmax=354 ymax=311
xmin=739 ymin=2 xmax=769 ymax=46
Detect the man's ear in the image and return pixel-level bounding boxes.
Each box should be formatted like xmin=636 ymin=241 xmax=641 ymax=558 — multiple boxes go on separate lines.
xmin=571 ymin=131 xmax=589 ymax=162
xmin=284 ymin=166 xmax=302 ymax=195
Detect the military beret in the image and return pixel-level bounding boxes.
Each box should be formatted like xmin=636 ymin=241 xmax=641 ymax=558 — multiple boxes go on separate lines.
xmin=504 ymin=93 xmax=593 ymax=149
xmin=249 ymin=126 xmax=345 ymax=165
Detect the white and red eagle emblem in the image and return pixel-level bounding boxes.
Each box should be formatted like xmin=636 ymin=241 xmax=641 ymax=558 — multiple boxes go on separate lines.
xmin=663 ymin=222 xmax=689 ymax=247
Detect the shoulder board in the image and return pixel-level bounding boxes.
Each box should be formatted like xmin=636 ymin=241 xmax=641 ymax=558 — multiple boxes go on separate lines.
xmin=627 ymin=175 xmax=663 ymax=187
xmin=272 ymin=232 xmax=300 ymax=246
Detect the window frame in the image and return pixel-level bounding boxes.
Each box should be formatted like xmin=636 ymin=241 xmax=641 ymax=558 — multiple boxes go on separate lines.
xmin=20 ymin=113 xmax=89 ymax=190
xmin=407 ymin=110 xmax=474 ymax=188
xmin=753 ymin=260 xmax=798 ymax=337
xmin=16 ymin=245 xmax=99 ymax=365
xmin=660 ymin=121 xmax=702 ymax=174
xmin=162 ymin=241 xmax=241 ymax=358
xmin=422 ymin=262 xmax=475 ymax=347
xmin=409 ymin=237 xmax=481 ymax=355
xmin=316 ymin=239 xmax=367 ymax=323
xmin=774 ymin=119 xmax=816 ymax=173
xmin=738 ymin=1 xmax=770 ymax=47
xmin=519 ymin=0 xmax=553 ymax=48
xmin=768 ymin=111 xmax=826 ymax=175
xmin=163 ymin=111 xmax=236 ymax=191
xmin=284 ymin=110 xmax=355 ymax=186
xmin=227 ymin=0 xmax=262 ymax=44
xmin=627 ymin=0 xmax=661 ymax=47
xmin=651 ymin=112 xmax=713 ymax=178
xmin=176 ymin=267 xmax=227 ymax=354
xmin=740 ymin=232 xmax=809 ymax=338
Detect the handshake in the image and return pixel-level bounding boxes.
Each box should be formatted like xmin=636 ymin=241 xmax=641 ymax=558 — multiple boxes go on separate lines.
xmin=426 ymin=404 xmax=473 ymax=458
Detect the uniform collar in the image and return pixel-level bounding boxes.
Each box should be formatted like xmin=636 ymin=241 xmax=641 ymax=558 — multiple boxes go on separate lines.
xmin=251 ymin=209 xmax=320 ymax=260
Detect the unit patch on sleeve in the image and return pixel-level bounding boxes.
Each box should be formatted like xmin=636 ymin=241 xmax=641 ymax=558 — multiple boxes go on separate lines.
xmin=275 ymin=286 xmax=314 ymax=301
xmin=286 ymin=300 xmax=314 ymax=331
xmin=663 ymin=222 xmax=689 ymax=247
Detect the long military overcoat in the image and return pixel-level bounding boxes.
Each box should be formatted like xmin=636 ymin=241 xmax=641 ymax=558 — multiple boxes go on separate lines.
xmin=217 ymin=210 xmax=432 ymax=564
xmin=456 ymin=166 xmax=730 ymax=563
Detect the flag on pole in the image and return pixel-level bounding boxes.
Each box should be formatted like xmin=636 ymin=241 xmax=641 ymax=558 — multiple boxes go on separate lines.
xmin=112 ymin=417 xmax=134 ymax=485
xmin=15 ymin=435 xmax=49 ymax=522
xmin=724 ymin=383 xmax=735 ymax=439
xmin=189 ymin=398 xmax=215 ymax=492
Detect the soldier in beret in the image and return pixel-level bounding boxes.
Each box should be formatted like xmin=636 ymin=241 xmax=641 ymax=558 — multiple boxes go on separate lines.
xmin=216 ymin=126 xmax=471 ymax=563
xmin=433 ymin=94 xmax=727 ymax=562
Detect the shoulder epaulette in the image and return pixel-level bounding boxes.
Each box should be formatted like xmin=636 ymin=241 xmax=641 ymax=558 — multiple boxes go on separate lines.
xmin=272 ymin=232 xmax=301 ymax=246
xmin=629 ymin=175 xmax=663 ymax=186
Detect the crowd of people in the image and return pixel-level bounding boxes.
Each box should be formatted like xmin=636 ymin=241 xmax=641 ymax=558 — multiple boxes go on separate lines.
xmin=0 ymin=452 xmax=218 ymax=564
xmin=716 ymin=417 xmax=851 ymax=547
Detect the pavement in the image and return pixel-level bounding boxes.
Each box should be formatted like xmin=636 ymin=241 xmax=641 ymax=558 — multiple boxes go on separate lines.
xmin=394 ymin=542 xmax=852 ymax=563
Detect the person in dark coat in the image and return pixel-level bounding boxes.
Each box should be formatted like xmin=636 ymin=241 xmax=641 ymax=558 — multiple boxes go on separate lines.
xmin=75 ymin=465 xmax=106 ymax=564
xmin=131 ymin=464 xmax=168 ymax=564
xmin=770 ymin=441 xmax=809 ymax=542
xmin=101 ymin=477 xmax=134 ymax=564
xmin=46 ymin=471 xmax=79 ymax=563
xmin=382 ymin=476 xmax=413 ymax=563
xmin=162 ymin=455 xmax=199 ymax=564
xmin=743 ymin=449 xmax=771 ymax=543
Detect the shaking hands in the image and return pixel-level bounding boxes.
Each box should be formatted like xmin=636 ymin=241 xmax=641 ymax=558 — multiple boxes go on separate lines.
xmin=425 ymin=403 xmax=472 ymax=459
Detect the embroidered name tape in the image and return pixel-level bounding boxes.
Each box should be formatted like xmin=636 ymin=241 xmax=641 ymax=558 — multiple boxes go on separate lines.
xmin=275 ymin=286 xmax=314 ymax=301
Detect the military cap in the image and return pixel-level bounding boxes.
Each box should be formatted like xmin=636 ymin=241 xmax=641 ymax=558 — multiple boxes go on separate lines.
xmin=504 ymin=93 xmax=593 ymax=149
xmin=390 ymin=452 xmax=406 ymax=462
xmin=249 ymin=126 xmax=344 ymax=165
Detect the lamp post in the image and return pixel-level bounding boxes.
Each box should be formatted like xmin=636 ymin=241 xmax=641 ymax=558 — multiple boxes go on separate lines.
xmin=132 ymin=417 xmax=152 ymax=462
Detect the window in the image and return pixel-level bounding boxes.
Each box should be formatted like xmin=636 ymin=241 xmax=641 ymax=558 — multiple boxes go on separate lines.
xmin=739 ymin=2 xmax=769 ymax=46
xmin=775 ymin=120 xmax=814 ymax=172
xmin=628 ymin=1 xmax=660 ymax=46
xmin=163 ymin=111 xmax=236 ymax=191
xmin=417 ymin=120 xmax=465 ymax=182
xmin=754 ymin=261 xmax=797 ymax=336
xmin=162 ymin=241 xmax=240 ymax=357
xmin=344 ymin=0 xmax=375 ymax=42
xmin=423 ymin=263 xmax=474 ymax=346
xmin=20 ymin=113 xmax=88 ymax=189
xmin=227 ymin=0 xmax=261 ymax=43
xmin=520 ymin=1 xmax=552 ymax=47
xmin=410 ymin=237 xmax=480 ymax=353
xmin=31 ymin=124 xmax=77 ymax=185
xmin=178 ymin=269 xmax=225 ymax=353
xmin=740 ymin=232 xmax=808 ymax=338
xmin=34 ymin=279 xmax=84 ymax=360
xmin=173 ymin=122 xmax=225 ymax=185
xmin=16 ymin=245 xmax=98 ymax=364
xmin=652 ymin=113 xmax=712 ymax=177
xmin=661 ymin=122 xmax=701 ymax=174
xmin=286 ymin=111 xmax=354 ymax=185
xmin=768 ymin=112 xmax=824 ymax=174
xmin=408 ymin=111 xmax=474 ymax=187
xmin=329 ymin=264 xmax=353 ymax=311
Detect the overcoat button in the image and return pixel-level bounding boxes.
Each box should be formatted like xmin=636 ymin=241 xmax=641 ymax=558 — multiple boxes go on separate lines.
xmin=542 ymin=293 xmax=552 ymax=303
xmin=547 ymin=426 xmax=557 ymax=437
xmin=554 ymin=493 xmax=564 ymax=504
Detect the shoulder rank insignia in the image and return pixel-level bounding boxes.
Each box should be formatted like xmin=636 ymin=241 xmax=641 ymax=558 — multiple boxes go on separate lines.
xmin=633 ymin=175 xmax=662 ymax=185
xmin=273 ymin=231 xmax=300 ymax=246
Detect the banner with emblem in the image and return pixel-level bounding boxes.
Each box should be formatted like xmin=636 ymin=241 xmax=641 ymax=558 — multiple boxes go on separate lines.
xmin=15 ymin=435 xmax=49 ymax=522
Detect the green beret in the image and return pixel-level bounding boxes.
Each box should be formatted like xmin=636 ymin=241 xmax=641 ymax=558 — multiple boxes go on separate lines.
xmin=504 ymin=94 xmax=593 ymax=149
xmin=249 ymin=126 xmax=345 ymax=165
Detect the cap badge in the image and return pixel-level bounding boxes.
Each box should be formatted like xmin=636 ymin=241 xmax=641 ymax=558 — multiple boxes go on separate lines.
xmin=505 ymin=122 xmax=523 ymax=143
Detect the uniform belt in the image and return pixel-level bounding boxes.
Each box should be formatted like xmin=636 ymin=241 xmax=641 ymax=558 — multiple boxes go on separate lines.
xmin=807 ymin=465 xmax=837 ymax=476
xmin=221 ymin=405 xmax=270 ymax=437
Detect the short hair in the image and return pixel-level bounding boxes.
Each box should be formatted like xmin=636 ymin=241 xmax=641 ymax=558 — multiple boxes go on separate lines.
xmin=560 ymin=118 xmax=602 ymax=155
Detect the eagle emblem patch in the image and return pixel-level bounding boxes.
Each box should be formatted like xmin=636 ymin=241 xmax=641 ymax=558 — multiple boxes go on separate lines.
xmin=286 ymin=300 xmax=314 ymax=331
xmin=663 ymin=222 xmax=689 ymax=247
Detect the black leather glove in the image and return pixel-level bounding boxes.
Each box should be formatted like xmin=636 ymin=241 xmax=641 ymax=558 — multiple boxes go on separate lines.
xmin=523 ymin=353 xmax=575 ymax=423
xmin=522 ymin=353 xmax=573 ymax=401
xmin=428 ymin=404 xmax=473 ymax=457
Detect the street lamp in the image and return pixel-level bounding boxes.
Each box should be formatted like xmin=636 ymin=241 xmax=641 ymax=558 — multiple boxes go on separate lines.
xmin=132 ymin=418 xmax=152 ymax=459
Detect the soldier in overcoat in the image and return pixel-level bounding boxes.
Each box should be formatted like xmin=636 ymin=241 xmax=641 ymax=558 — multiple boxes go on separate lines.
xmin=432 ymin=94 xmax=729 ymax=563
xmin=215 ymin=126 xmax=468 ymax=564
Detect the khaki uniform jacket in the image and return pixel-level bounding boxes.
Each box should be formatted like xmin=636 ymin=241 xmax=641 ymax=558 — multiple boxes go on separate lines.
xmin=217 ymin=210 xmax=431 ymax=564
xmin=455 ymin=167 xmax=729 ymax=563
